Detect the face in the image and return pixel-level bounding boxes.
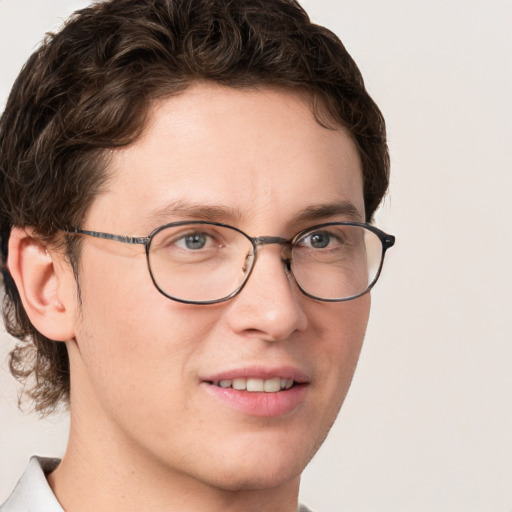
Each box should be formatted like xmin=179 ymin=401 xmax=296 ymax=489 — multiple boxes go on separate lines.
xmin=67 ymin=83 xmax=370 ymax=492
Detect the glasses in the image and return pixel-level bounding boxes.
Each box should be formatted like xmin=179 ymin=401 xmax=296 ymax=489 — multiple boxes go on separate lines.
xmin=67 ymin=221 xmax=395 ymax=304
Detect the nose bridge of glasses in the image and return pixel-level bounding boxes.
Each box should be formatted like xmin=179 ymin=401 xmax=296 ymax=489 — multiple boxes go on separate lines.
xmin=252 ymin=235 xmax=289 ymax=246
xmin=252 ymin=235 xmax=292 ymax=262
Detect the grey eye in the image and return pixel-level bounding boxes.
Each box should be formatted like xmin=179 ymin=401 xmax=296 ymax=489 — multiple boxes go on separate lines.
xmin=182 ymin=233 xmax=207 ymax=250
xmin=305 ymin=231 xmax=331 ymax=249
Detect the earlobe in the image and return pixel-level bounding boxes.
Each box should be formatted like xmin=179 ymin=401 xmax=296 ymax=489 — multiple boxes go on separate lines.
xmin=7 ymin=227 xmax=76 ymax=342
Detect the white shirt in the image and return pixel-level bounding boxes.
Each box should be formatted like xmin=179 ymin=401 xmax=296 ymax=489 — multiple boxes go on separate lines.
xmin=1 ymin=457 xmax=313 ymax=511
xmin=0 ymin=456 xmax=63 ymax=511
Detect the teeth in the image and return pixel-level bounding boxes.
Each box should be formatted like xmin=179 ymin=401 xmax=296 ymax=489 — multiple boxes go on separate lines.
xmin=215 ymin=377 xmax=295 ymax=392
xmin=232 ymin=378 xmax=246 ymax=391
xmin=247 ymin=378 xmax=264 ymax=392
xmin=263 ymin=378 xmax=281 ymax=392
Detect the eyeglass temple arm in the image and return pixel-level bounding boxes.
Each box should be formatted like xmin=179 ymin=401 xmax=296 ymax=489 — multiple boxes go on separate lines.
xmin=66 ymin=228 xmax=149 ymax=246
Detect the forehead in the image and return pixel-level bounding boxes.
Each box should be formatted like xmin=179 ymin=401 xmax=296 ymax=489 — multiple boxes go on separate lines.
xmin=88 ymin=83 xmax=364 ymax=232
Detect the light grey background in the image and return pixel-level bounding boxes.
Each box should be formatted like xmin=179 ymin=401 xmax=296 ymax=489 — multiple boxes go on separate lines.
xmin=1 ymin=1 xmax=511 ymax=510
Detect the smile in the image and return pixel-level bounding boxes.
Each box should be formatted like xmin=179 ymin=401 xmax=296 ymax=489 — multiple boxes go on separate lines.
xmin=213 ymin=377 xmax=295 ymax=392
xmin=202 ymin=366 xmax=309 ymax=416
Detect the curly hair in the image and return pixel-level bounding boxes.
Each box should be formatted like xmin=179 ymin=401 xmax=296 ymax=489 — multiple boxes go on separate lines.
xmin=0 ymin=0 xmax=389 ymax=415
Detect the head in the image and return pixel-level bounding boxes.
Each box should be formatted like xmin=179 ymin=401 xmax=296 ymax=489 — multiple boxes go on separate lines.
xmin=0 ymin=0 xmax=389 ymax=492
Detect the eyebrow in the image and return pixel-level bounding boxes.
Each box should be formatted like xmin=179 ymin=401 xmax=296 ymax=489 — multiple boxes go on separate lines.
xmin=292 ymin=201 xmax=364 ymax=223
xmin=144 ymin=201 xmax=244 ymax=226
xmin=144 ymin=199 xmax=363 ymax=229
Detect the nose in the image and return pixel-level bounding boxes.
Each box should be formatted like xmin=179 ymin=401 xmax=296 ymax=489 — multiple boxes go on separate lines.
xmin=225 ymin=246 xmax=308 ymax=342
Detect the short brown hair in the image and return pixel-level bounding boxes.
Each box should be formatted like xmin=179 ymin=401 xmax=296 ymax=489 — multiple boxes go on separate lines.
xmin=0 ymin=0 xmax=389 ymax=415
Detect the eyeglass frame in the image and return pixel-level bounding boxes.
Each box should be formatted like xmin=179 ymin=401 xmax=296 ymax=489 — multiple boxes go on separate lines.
xmin=65 ymin=220 xmax=395 ymax=305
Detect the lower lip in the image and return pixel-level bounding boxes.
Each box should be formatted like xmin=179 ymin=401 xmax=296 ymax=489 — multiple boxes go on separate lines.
xmin=203 ymin=383 xmax=308 ymax=417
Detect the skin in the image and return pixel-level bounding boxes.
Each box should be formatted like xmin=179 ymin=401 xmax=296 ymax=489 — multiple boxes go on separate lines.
xmin=10 ymin=83 xmax=370 ymax=512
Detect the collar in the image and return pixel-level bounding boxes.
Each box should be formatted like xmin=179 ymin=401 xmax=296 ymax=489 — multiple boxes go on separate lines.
xmin=0 ymin=456 xmax=63 ymax=512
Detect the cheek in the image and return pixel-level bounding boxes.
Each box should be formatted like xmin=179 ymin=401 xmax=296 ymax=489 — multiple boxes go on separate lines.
xmin=310 ymin=294 xmax=370 ymax=408
xmin=315 ymin=292 xmax=369 ymax=355
xmin=72 ymin=254 xmax=219 ymax=413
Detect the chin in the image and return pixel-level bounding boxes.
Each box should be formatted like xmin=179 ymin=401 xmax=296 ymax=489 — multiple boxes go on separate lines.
xmin=195 ymin=435 xmax=318 ymax=492
xmin=206 ymin=461 xmax=304 ymax=492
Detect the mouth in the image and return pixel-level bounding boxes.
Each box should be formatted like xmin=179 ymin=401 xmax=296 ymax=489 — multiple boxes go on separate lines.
xmin=207 ymin=377 xmax=296 ymax=393
xmin=201 ymin=366 xmax=309 ymax=416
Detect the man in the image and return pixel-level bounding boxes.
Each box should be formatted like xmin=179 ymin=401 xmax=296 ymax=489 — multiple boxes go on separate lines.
xmin=0 ymin=0 xmax=394 ymax=510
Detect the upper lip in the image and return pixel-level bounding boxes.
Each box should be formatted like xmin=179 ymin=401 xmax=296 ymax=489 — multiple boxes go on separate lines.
xmin=201 ymin=365 xmax=310 ymax=384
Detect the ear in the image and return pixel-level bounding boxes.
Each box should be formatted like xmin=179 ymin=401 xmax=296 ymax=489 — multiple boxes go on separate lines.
xmin=7 ymin=227 xmax=77 ymax=342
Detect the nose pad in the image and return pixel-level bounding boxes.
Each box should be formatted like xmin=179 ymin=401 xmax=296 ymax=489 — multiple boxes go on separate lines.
xmin=242 ymin=250 xmax=254 ymax=274
xmin=282 ymin=257 xmax=292 ymax=273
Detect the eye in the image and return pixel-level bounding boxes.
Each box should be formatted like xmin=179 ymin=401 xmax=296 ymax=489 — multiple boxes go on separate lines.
xmin=178 ymin=232 xmax=209 ymax=250
xmin=154 ymin=227 xmax=223 ymax=254
xmin=299 ymin=230 xmax=335 ymax=249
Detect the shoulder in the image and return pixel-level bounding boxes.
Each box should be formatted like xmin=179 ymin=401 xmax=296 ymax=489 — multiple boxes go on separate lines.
xmin=0 ymin=456 xmax=63 ymax=512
